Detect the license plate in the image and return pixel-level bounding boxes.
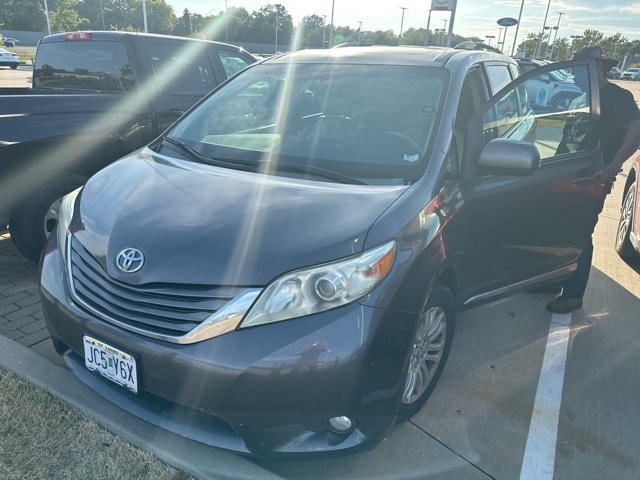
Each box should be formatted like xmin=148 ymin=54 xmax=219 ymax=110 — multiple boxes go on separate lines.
xmin=83 ymin=336 xmax=138 ymax=393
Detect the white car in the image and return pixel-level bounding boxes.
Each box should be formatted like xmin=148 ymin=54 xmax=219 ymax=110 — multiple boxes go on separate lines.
xmin=620 ymin=67 xmax=640 ymax=81
xmin=0 ymin=47 xmax=19 ymax=69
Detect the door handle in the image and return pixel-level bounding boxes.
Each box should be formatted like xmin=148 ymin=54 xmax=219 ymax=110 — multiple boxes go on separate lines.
xmin=573 ymin=172 xmax=603 ymax=188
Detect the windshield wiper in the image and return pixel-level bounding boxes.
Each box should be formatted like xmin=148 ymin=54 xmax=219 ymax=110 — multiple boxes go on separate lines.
xmin=257 ymin=160 xmax=367 ymax=185
xmin=163 ymin=137 xmax=253 ymax=171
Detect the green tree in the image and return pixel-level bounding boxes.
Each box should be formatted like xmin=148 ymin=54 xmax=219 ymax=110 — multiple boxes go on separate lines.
xmin=294 ymin=14 xmax=325 ymax=49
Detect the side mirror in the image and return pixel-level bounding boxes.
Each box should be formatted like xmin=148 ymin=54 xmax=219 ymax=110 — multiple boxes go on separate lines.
xmin=478 ymin=138 xmax=541 ymax=176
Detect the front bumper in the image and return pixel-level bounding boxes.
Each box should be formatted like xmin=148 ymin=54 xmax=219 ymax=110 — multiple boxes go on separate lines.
xmin=39 ymin=235 xmax=417 ymax=456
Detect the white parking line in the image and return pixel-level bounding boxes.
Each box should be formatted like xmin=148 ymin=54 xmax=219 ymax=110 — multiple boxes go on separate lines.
xmin=519 ymin=312 xmax=572 ymax=480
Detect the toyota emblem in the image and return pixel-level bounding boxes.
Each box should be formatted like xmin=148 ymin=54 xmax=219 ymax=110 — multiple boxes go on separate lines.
xmin=116 ymin=247 xmax=145 ymax=273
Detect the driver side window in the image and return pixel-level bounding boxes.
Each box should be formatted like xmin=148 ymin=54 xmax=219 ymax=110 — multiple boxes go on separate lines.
xmin=482 ymin=65 xmax=591 ymax=161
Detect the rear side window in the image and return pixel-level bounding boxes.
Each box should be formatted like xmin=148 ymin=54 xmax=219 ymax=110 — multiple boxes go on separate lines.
xmin=149 ymin=43 xmax=216 ymax=96
xmin=218 ymin=50 xmax=253 ymax=77
xmin=33 ymin=41 xmax=134 ymax=92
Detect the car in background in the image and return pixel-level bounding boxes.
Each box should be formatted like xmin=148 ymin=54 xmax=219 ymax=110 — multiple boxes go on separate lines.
xmin=3 ymin=37 xmax=19 ymax=47
xmin=607 ymin=67 xmax=621 ymax=79
xmin=0 ymin=47 xmax=19 ymax=69
xmin=620 ymin=67 xmax=640 ymax=80
xmin=616 ymin=155 xmax=640 ymax=259
xmin=516 ymin=58 xmax=582 ymax=111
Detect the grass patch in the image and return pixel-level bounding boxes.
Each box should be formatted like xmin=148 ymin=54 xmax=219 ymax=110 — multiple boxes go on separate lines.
xmin=9 ymin=47 xmax=35 ymax=63
xmin=0 ymin=368 xmax=192 ymax=480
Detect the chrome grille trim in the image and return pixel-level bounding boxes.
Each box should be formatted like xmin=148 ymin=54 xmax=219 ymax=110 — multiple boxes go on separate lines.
xmin=66 ymin=233 xmax=261 ymax=344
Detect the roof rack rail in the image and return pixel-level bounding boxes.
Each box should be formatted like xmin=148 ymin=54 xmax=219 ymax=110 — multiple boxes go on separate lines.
xmin=454 ymin=41 xmax=503 ymax=54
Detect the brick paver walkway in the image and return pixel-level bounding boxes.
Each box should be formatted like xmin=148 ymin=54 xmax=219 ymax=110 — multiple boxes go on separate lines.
xmin=0 ymin=233 xmax=49 ymax=349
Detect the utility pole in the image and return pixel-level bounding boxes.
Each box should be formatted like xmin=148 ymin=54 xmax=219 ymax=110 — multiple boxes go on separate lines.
xmin=399 ymin=7 xmax=408 ymax=39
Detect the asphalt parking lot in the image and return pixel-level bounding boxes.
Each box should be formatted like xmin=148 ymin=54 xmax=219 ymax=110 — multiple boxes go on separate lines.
xmin=1 ymin=65 xmax=640 ymax=480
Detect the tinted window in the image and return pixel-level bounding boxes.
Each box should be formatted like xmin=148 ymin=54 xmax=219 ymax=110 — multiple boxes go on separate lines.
xmin=149 ymin=43 xmax=215 ymax=96
xmin=168 ymin=63 xmax=450 ymax=185
xmin=486 ymin=64 xmax=513 ymax=94
xmin=219 ymin=50 xmax=253 ymax=77
xmin=33 ymin=41 xmax=134 ymax=92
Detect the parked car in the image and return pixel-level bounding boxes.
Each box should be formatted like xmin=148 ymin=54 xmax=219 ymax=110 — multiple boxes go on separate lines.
xmin=40 ymin=47 xmax=603 ymax=456
xmin=607 ymin=66 xmax=621 ymax=79
xmin=3 ymin=37 xmax=19 ymax=47
xmin=616 ymin=155 xmax=640 ymax=258
xmin=516 ymin=58 xmax=582 ymax=111
xmin=0 ymin=31 xmax=255 ymax=263
xmin=0 ymin=47 xmax=18 ymax=69
xmin=620 ymin=67 xmax=640 ymax=80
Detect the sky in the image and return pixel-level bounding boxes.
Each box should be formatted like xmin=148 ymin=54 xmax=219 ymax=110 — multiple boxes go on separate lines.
xmin=163 ymin=0 xmax=640 ymax=51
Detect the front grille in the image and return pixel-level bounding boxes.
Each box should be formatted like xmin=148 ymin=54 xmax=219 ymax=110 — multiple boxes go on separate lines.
xmin=68 ymin=236 xmax=245 ymax=337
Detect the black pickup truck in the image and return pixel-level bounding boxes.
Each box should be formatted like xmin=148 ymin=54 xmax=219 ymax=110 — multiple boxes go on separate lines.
xmin=0 ymin=31 xmax=255 ymax=262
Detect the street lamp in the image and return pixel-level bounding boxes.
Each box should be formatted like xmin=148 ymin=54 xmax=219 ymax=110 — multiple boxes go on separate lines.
xmin=485 ymin=35 xmax=495 ymax=47
xmin=399 ymin=7 xmax=408 ymax=39
xmin=357 ymin=21 xmax=362 ymax=44
xmin=535 ymin=0 xmax=552 ymax=58
xmin=548 ymin=12 xmax=563 ymax=60
xmin=566 ymin=35 xmax=582 ymax=60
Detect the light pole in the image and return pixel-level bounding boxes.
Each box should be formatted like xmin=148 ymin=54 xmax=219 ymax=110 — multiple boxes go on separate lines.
xmin=399 ymin=7 xmax=408 ymax=40
xmin=357 ymin=21 xmax=362 ymax=44
xmin=225 ymin=0 xmax=228 ymax=43
xmin=142 ymin=0 xmax=148 ymax=32
xmin=322 ymin=15 xmax=327 ymax=48
xmin=548 ymin=12 xmax=563 ymax=60
xmin=43 ymin=0 xmax=51 ymax=35
xmin=511 ymin=0 xmax=525 ymax=57
xmin=566 ymin=34 xmax=582 ymax=60
xmin=329 ymin=0 xmax=335 ymax=48
xmin=498 ymin=27 xmax=505 ymax=49
xmin=99 ymin=0 xmax=105 ymax=30
xmin=535 ymin=0 xmax=552 ymax=58
xmin=485 ymin=35 xmax=495 ymax=47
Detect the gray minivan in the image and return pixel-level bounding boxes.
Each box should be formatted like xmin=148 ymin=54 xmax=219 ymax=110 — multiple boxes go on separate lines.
xmin=40 ymin=46 xmax=604 ymax=456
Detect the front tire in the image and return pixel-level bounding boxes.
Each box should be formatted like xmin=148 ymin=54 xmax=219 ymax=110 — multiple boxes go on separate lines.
xmin=398 ymin=283 xmax=455 ymax=421
xmin=615 ymin=181 xmax=638 ymax=258
xmin=10 ymin=175 xmax=86 ymax=263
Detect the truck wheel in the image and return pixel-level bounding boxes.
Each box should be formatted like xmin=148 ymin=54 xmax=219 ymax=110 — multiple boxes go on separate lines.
xmin=10 ymin=175 xmax=86 ymax=263
xmin=397 ymin=283 xmax=455 ymax=421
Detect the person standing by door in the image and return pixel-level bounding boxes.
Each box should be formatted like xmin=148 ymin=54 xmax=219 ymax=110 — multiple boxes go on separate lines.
xmin=547 ymin=46 xmax=640 ymax=313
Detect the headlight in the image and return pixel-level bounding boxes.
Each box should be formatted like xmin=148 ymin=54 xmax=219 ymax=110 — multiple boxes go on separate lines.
xmin=240 ymin=240 xmax=397 ymax=328
xmin=56 ymin=187 xmax=81 ymax=263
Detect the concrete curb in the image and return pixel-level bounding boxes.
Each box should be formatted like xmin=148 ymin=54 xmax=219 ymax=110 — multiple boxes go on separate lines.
xmin=0 ymin=334 xmax=282 ymax=480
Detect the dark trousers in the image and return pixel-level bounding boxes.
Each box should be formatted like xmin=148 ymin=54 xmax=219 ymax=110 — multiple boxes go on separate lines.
xmin=560 ymin=188 xmax=609 ymax=299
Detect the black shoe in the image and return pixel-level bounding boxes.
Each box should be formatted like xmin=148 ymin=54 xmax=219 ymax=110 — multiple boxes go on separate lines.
xmin=546 ymin=296 xmax=583 ymax=313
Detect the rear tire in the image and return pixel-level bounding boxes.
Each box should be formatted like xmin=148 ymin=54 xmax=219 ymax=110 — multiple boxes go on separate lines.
xmin=10 ymin=175 xmax=86 ymax=263
xmin=615 ymin=181 xmax=637 ymax=259
xmin=10 ymin=64 xmax=17 ymax=70
xmin=397 ymin=283 xmax=455 ymax=421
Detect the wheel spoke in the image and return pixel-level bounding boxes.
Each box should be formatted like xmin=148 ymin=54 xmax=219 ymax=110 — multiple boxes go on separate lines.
xmin=403 ymin=305 xmax=448 ymax=405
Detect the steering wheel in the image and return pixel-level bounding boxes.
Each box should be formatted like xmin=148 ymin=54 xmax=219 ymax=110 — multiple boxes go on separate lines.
xmin=383 ymin=131 xmax=424 ymax=157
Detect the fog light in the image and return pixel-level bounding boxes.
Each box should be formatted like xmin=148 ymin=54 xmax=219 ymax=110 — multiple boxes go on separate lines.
xmin=328 ymin=416 xmax=353 ymax=433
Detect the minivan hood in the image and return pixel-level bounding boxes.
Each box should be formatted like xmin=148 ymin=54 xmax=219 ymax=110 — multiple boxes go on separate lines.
xmin=74 ymin=150 xmax=407 ymax=286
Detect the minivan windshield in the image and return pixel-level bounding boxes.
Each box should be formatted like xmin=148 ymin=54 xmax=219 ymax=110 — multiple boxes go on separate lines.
xmin=166 ymin=62 xmax=449 ymax=185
